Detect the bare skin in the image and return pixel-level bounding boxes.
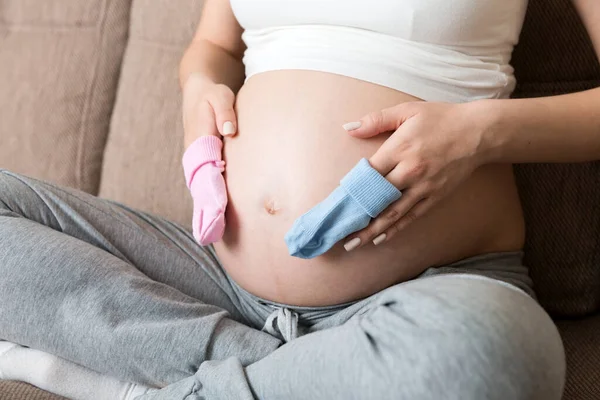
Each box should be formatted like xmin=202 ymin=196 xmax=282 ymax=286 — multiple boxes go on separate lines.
xmin=181 ymin=0 xmax=600 ymax=306
xmin=214 ymin=71 xmax=525 ymax=306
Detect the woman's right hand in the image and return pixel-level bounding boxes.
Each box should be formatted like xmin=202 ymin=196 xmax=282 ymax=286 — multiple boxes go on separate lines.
xmin=182 ymin=73 xmax=238 ymax=148
xmin=182 ymin=73 xmax=236 ymax=245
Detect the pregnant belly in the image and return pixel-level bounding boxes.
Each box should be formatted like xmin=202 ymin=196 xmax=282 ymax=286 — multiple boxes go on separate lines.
xmin=214 ymin=70 xmax=525 ymax=306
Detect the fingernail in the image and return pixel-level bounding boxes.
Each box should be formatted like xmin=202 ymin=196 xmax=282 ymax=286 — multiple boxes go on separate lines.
xmin=223 ymin=121 xmax=236 ymax=136
xmin=342 ymin=121 xmax=362 ymax=131
xmin=344 ymin=237 xmax=361 ymax=252
xmin=373 ymin=233 xmax=387 ymax=246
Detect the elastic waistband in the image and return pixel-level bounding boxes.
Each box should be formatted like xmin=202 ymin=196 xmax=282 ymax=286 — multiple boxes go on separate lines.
xmin=224 ymin=250 xmax=534 ymax=339
xmin=418 ymin=250 xmax=535 ymax=298
xmin=227 ymin=274 xmax=358 ymax=313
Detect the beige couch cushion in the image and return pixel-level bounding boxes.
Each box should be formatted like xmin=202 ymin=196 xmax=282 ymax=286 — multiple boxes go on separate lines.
xmin=99 ymin=0 xmax=204 ymax=228
xmin=0 ymin=0 xmax=131 ymax=194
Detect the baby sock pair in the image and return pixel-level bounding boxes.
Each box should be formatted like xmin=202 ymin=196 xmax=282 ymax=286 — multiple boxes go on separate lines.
xmin=183 ymin=140 xmax=402 ymax=256
xmin=285 ymin=158 xmax=402 ymax=259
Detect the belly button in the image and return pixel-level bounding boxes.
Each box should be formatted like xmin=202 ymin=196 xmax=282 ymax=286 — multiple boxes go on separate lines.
xmin=264 ymin=199 xmax=281 ymax=215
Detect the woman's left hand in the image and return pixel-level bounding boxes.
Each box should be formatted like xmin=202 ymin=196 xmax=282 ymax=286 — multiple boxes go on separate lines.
xmin=342 ymin=101 xmax=491 ymax=249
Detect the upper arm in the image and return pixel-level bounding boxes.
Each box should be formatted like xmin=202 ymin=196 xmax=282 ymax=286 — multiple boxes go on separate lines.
xmin=572 ymin=0 xmax=600 ymax=60
xmin=193 ymin=0 xmax=246 ymax=60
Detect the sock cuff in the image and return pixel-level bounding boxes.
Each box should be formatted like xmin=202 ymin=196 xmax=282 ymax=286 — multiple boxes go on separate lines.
xmin=340 ymin=158 xmax=402 ymax=218
xmin=182 ymin=135 xmax=223 ymax=188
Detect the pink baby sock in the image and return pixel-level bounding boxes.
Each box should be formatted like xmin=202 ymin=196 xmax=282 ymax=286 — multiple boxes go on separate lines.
xmin=182 ymin=135 xmax=228 ymax=245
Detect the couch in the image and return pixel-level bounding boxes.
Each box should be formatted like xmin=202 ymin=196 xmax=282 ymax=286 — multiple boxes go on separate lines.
xmin=0 ymin=0 xmax=599 ymax=399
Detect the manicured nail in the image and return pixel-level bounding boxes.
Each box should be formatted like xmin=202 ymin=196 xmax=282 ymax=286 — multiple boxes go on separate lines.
xmin=373 ymin=233 xmax=387 ymax=246
xmin=344 ymin=237 xmax=361 ymax=252
xmin=223 ymin=121 xmax=236 ymax=136
xmin=342 ymin=121 xmax=362 ymax=131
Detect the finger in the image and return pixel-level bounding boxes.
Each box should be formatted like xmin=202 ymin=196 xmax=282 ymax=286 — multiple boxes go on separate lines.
xmin=373 ymin=197 xmax=436 ymax=245
xmin=344 ymin=189 xmax=425 ymax=250
xmin=208 ymin=85 xmax=237 ymax=137
xmin=367 ymin=143 xmax=400 ymax=175
xmin=342 ymin=103 xmax=418 ymax=139
xmin=383 ymin=161 xmax=427 ymax=190
xmin=196 ymin=100 xmax=219 ymax=138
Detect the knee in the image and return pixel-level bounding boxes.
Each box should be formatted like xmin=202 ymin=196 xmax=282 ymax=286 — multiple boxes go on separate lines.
xmin=362 ymin=276 xmax=565 ymax=400
xmin=456 ymin=298 xmax=566 ymax=400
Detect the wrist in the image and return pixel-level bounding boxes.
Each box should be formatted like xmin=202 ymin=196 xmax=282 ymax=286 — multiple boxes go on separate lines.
xmin=183 ymin=73 xmax=214 ymax=97
xmin=467 ymin=99 xmax=510 ymax=165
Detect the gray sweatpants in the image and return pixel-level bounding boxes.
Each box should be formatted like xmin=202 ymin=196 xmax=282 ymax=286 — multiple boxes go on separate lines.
xmin=0 ymin=170 xmax=565 ymax=400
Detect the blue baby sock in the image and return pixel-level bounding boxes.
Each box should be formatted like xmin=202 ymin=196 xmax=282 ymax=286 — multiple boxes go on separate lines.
xmin=285 ymin=158 xmax=402 ymax=259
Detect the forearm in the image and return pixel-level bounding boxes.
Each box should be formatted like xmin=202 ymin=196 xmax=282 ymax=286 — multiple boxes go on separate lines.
xmin=477 ymin=87 xmax=600 ymax=164
xmin=179 ymin=38 xmax=245 ymax=92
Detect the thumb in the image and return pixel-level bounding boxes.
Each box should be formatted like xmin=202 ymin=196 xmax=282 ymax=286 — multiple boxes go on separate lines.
xmin=343 ymin=103 xmax=416 ymax=138
xmin=209 ymin=85 xmax=238 ymax=137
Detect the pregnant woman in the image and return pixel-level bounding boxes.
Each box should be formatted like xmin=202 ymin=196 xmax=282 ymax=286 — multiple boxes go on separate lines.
xmin=1 ymin=0 xmax=600 ymax=399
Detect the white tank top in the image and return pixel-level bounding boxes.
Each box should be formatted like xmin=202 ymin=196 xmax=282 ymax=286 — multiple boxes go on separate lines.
xmin=230 ymin=0 xmax=529 ymax=103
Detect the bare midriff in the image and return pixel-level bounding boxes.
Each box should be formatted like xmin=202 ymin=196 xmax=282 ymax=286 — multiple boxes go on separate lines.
xmin=214 ymin=70 xmax=525 ymax=307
